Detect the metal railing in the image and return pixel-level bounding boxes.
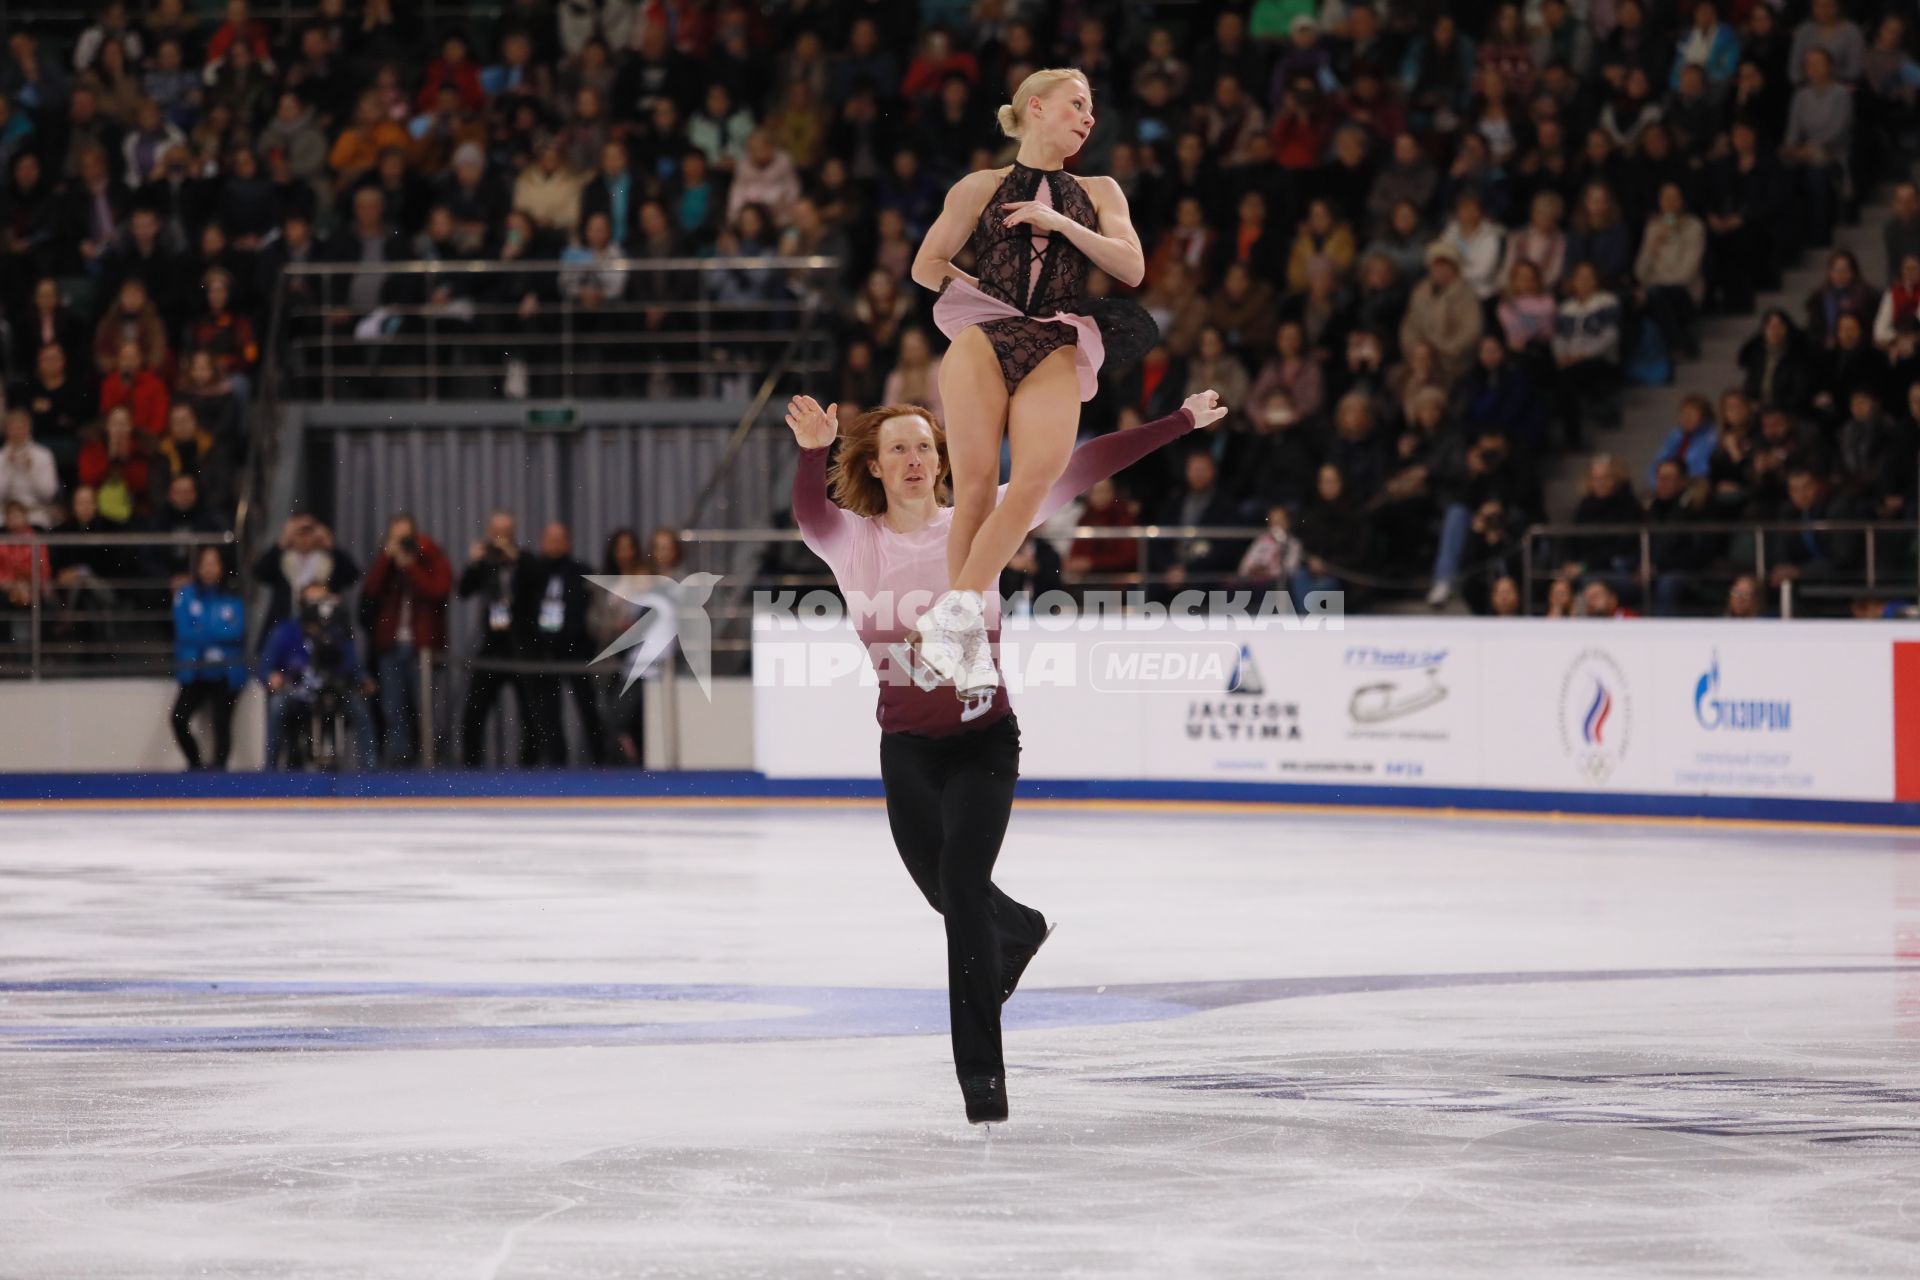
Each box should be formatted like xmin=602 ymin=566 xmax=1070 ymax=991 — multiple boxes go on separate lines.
xmin=1521 ymin=518 xmax=1919 ymax=617
xmin=270 ymin=256 xmax=842 ymax=404
xmin=0 ymin=530 xmax=238 ymax=679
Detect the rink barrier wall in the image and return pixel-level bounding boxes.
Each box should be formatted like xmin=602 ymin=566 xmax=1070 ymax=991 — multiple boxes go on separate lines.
xmin=757 ymin=617 xmax=1920 ymax=812
xmin=1 ymin=769 xmax=1918 ymax=830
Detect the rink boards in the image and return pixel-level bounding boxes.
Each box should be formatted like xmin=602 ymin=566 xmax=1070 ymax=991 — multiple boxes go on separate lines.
xmin=755 ymin=618 xmax=1920 ymax=805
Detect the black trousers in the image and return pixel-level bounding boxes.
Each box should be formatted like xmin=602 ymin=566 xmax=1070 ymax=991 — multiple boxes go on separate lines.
xmin=521 ymin=671 xmax=607 ymax=766
xmin=879 ymin=715 xmax=1045 ymax=1082
xmin=171 ymin=681 xmax=238 ymax=769
xmin=460 ymin=663 xmax=530 ymax=767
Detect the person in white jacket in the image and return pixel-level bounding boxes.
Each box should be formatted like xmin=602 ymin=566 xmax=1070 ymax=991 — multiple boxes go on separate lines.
xmin=1552 ymin=261 xmax=1623 ymax=448
xmin=0 ymin=409 xmax=59 ymax=529
xmin=1440 ymin=191 xmax=1507 ymax=300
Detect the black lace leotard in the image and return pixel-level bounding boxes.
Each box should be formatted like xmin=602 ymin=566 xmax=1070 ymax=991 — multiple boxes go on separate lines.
xmin=934 ymin=161 xmax=1158 ymax=397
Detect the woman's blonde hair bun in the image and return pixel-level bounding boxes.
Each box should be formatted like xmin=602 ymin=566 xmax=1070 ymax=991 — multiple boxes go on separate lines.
xmin=996 ymin=68 xmax=1088 ymax=140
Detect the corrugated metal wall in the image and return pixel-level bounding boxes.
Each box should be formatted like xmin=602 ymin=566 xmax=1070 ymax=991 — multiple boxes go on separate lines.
xmin=311 ymin=419 xmax=791 ymax=760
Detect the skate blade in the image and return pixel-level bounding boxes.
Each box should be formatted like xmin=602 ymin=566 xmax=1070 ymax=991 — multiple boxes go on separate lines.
xmin=906 ymin=626 xmax=964 ymax=684
xmin=888 ymin=639 xmax=946 ymax=692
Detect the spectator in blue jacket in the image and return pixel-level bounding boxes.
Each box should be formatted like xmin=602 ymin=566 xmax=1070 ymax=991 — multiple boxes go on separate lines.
xmin=258 ymin=581 xmax=378 ymax=769
xmin=171 ymin=545 xmax=246 ymax=771
xmin=1650 ymin=393 xmax=1720 ymax=486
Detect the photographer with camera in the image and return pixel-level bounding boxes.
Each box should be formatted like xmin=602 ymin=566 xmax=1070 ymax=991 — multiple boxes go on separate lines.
xmin=361 ymin=513 xmax=452 ymax=767
xmin=252 ymin=511 xmax=360 ymax=629
xmin=457 ymin=511 xmax=533 ymax=767
xmin=516 ymin=521 xmax=606 ymax=767
xmin=258 ymin=581 xmax=379 ymax=770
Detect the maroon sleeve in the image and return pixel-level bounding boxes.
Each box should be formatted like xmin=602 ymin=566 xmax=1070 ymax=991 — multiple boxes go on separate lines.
xmin=1033 ymin=407 xmax=1196 ymax=526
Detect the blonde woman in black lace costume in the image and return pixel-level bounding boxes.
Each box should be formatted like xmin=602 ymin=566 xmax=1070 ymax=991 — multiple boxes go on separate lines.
xmin=909 ymin=67 xmax=1154 ymax=700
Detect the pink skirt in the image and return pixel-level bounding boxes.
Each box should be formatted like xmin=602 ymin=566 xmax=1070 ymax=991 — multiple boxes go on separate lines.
xmin=932 ymin=279 xmax=1106 ymax=402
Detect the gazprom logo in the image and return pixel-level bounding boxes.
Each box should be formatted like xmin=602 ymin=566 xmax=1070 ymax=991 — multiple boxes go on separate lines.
xmin=1693 ymin=651 xmax=1791 ymax=731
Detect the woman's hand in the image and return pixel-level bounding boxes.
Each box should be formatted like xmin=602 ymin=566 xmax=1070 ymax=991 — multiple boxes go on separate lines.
xmin=1182 ymin=389 xmax=1229 ymax=429
xmin=784 ymin=395 xmax=838 ymax=448
xmin=1000 ymin=201 xmax=1077 ymax=235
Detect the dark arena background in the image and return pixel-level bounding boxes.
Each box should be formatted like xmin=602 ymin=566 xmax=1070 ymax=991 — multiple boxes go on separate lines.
xmin=4 ymin=0 xmax=1920 ymax=1275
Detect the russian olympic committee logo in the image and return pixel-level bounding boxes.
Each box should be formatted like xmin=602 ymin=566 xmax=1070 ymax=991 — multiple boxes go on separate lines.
xmin=1558 ymin=649 xmax=1631 ymax=781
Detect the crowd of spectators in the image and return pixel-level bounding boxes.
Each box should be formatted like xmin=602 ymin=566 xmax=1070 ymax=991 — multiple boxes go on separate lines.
xmin=166 ymin=504 xmax=686 ymax=771
xmin=6 ymin=0 xmax=1920 ymax=735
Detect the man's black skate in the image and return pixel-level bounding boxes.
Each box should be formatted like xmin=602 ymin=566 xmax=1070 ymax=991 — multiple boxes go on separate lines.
xmin=961 ymin=1074 xmax=1008 ymax=1124
xmin=1000 ymin=919 xmax=1056 ymax=1004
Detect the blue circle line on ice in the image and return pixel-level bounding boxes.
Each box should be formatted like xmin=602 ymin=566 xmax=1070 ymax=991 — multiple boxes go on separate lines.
xmin=0 ymin=965 xmax=1913 ymax=1052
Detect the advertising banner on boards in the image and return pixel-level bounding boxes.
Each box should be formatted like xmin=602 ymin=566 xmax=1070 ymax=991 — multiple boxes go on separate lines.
xmin=753 ymin=616 xmax=1917 ymax=804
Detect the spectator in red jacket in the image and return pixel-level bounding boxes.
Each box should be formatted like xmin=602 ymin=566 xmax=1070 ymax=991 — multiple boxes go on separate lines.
xmin=360 ymin=513 xmax=453 ymax=767
xmin=76 ymin=407 xmax=153 ymax=522
xmin=416 ymin=32 xmax=485 ymax=113
xmin=203 ymin=0 xmax=275 ymax=75
xmin=99 ymin=339 xmax=170 ymax=437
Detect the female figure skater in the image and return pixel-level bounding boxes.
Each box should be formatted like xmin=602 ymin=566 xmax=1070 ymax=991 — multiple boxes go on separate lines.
xmin=909 ymin=67 xmax=1157 ymax=700
xmin=783 ymin=387 xmax=1227 ymax=1124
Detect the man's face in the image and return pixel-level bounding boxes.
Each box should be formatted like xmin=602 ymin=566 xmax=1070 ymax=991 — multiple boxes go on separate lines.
xmin=1186 ymin=454 xmax=1215 ymax=492
xmin=4 ymin=413 xmax=28 ymax=448
xmin=1655 ymin=463 xmax=1685 ymax=501
xmin=170 ymin=477 xmax=197 ymax=511
xmin=487 ymin=514 xmax=515 ymax=545
xmin=540 ymin=523 xmax=570 ymax=559
xmin=1789 ymin=473 xmax=1819 ymax=511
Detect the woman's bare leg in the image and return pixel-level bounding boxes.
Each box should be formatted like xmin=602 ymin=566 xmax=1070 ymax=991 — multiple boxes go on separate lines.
xmin=937 ymin=327 xmax=1010 ymax=585
xmin=952 ymin=347 xmax=1079 ymax=594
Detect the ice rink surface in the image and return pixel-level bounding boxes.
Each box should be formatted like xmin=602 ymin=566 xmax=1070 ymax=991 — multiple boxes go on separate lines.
xmin=4 ymin=800 xmax=1920 ymax=1278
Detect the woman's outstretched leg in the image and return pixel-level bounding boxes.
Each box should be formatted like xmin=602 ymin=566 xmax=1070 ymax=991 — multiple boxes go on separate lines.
xmin=937 ymin=326 xmax=1011 ymax=585
xmin=952 ymin=347 xmax=1079 ymax=594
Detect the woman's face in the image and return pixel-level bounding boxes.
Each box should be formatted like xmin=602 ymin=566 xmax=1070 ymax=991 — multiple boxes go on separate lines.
xmin=196 ymin=549 xmax=223 ymax=587
xmin=868 ymin=414 xmax=941 ymax=504
xmin=650 ymin=532 xmax=681 ymax=568
xmin=900 ymin=330 xmax=929 ymax=364
xmin=1278 ymin=324 xmax=1301 ymax=357
xmin=1316 ymin=465 xmax=1343 ymax=502
xmin=1491 ymin=577 xmax=1521 ymax=615
xmin=1199 ymin=329 xmax=1224 ymax=360
xmin=1029 ymin=76 xmax=1094 ymax=158
xmin=1764 ymin=313 xmax=1787 ymax=345
xmin=1830 ymin=256 xmax=1855 ymax=287
xmin=1479 ymin=337 xmax=1503 ymax=368
xmin=613 ymin=532 xmax=640 ymax=570
xmin=1513 ymin=262 xmax=1540 ymax=295
xmin=1680 ymin=400 xmax=1703 ymax=428
xmin=207 ymin=276 xmax=229 ymax=311
xmin=1392 ymin=202 xmax=1418 ymax=236
xmin=1086 ymin=478 xmax=1115 ymax=511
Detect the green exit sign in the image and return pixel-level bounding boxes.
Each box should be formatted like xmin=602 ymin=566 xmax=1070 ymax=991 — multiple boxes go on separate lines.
xmin=525 ymin=406 xmax=578 ymax=430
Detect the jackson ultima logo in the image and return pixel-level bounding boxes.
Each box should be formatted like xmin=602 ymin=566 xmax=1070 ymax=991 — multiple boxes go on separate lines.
xmin=1558 ymin=649 xmax=1631 ymax=781
xmin=1184 ymin=645 xmax=1299 ymax=741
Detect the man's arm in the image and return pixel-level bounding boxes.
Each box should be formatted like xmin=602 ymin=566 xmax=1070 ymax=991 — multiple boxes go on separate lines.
xmin=1030 ymin=391 xmax=1227 ymax=527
